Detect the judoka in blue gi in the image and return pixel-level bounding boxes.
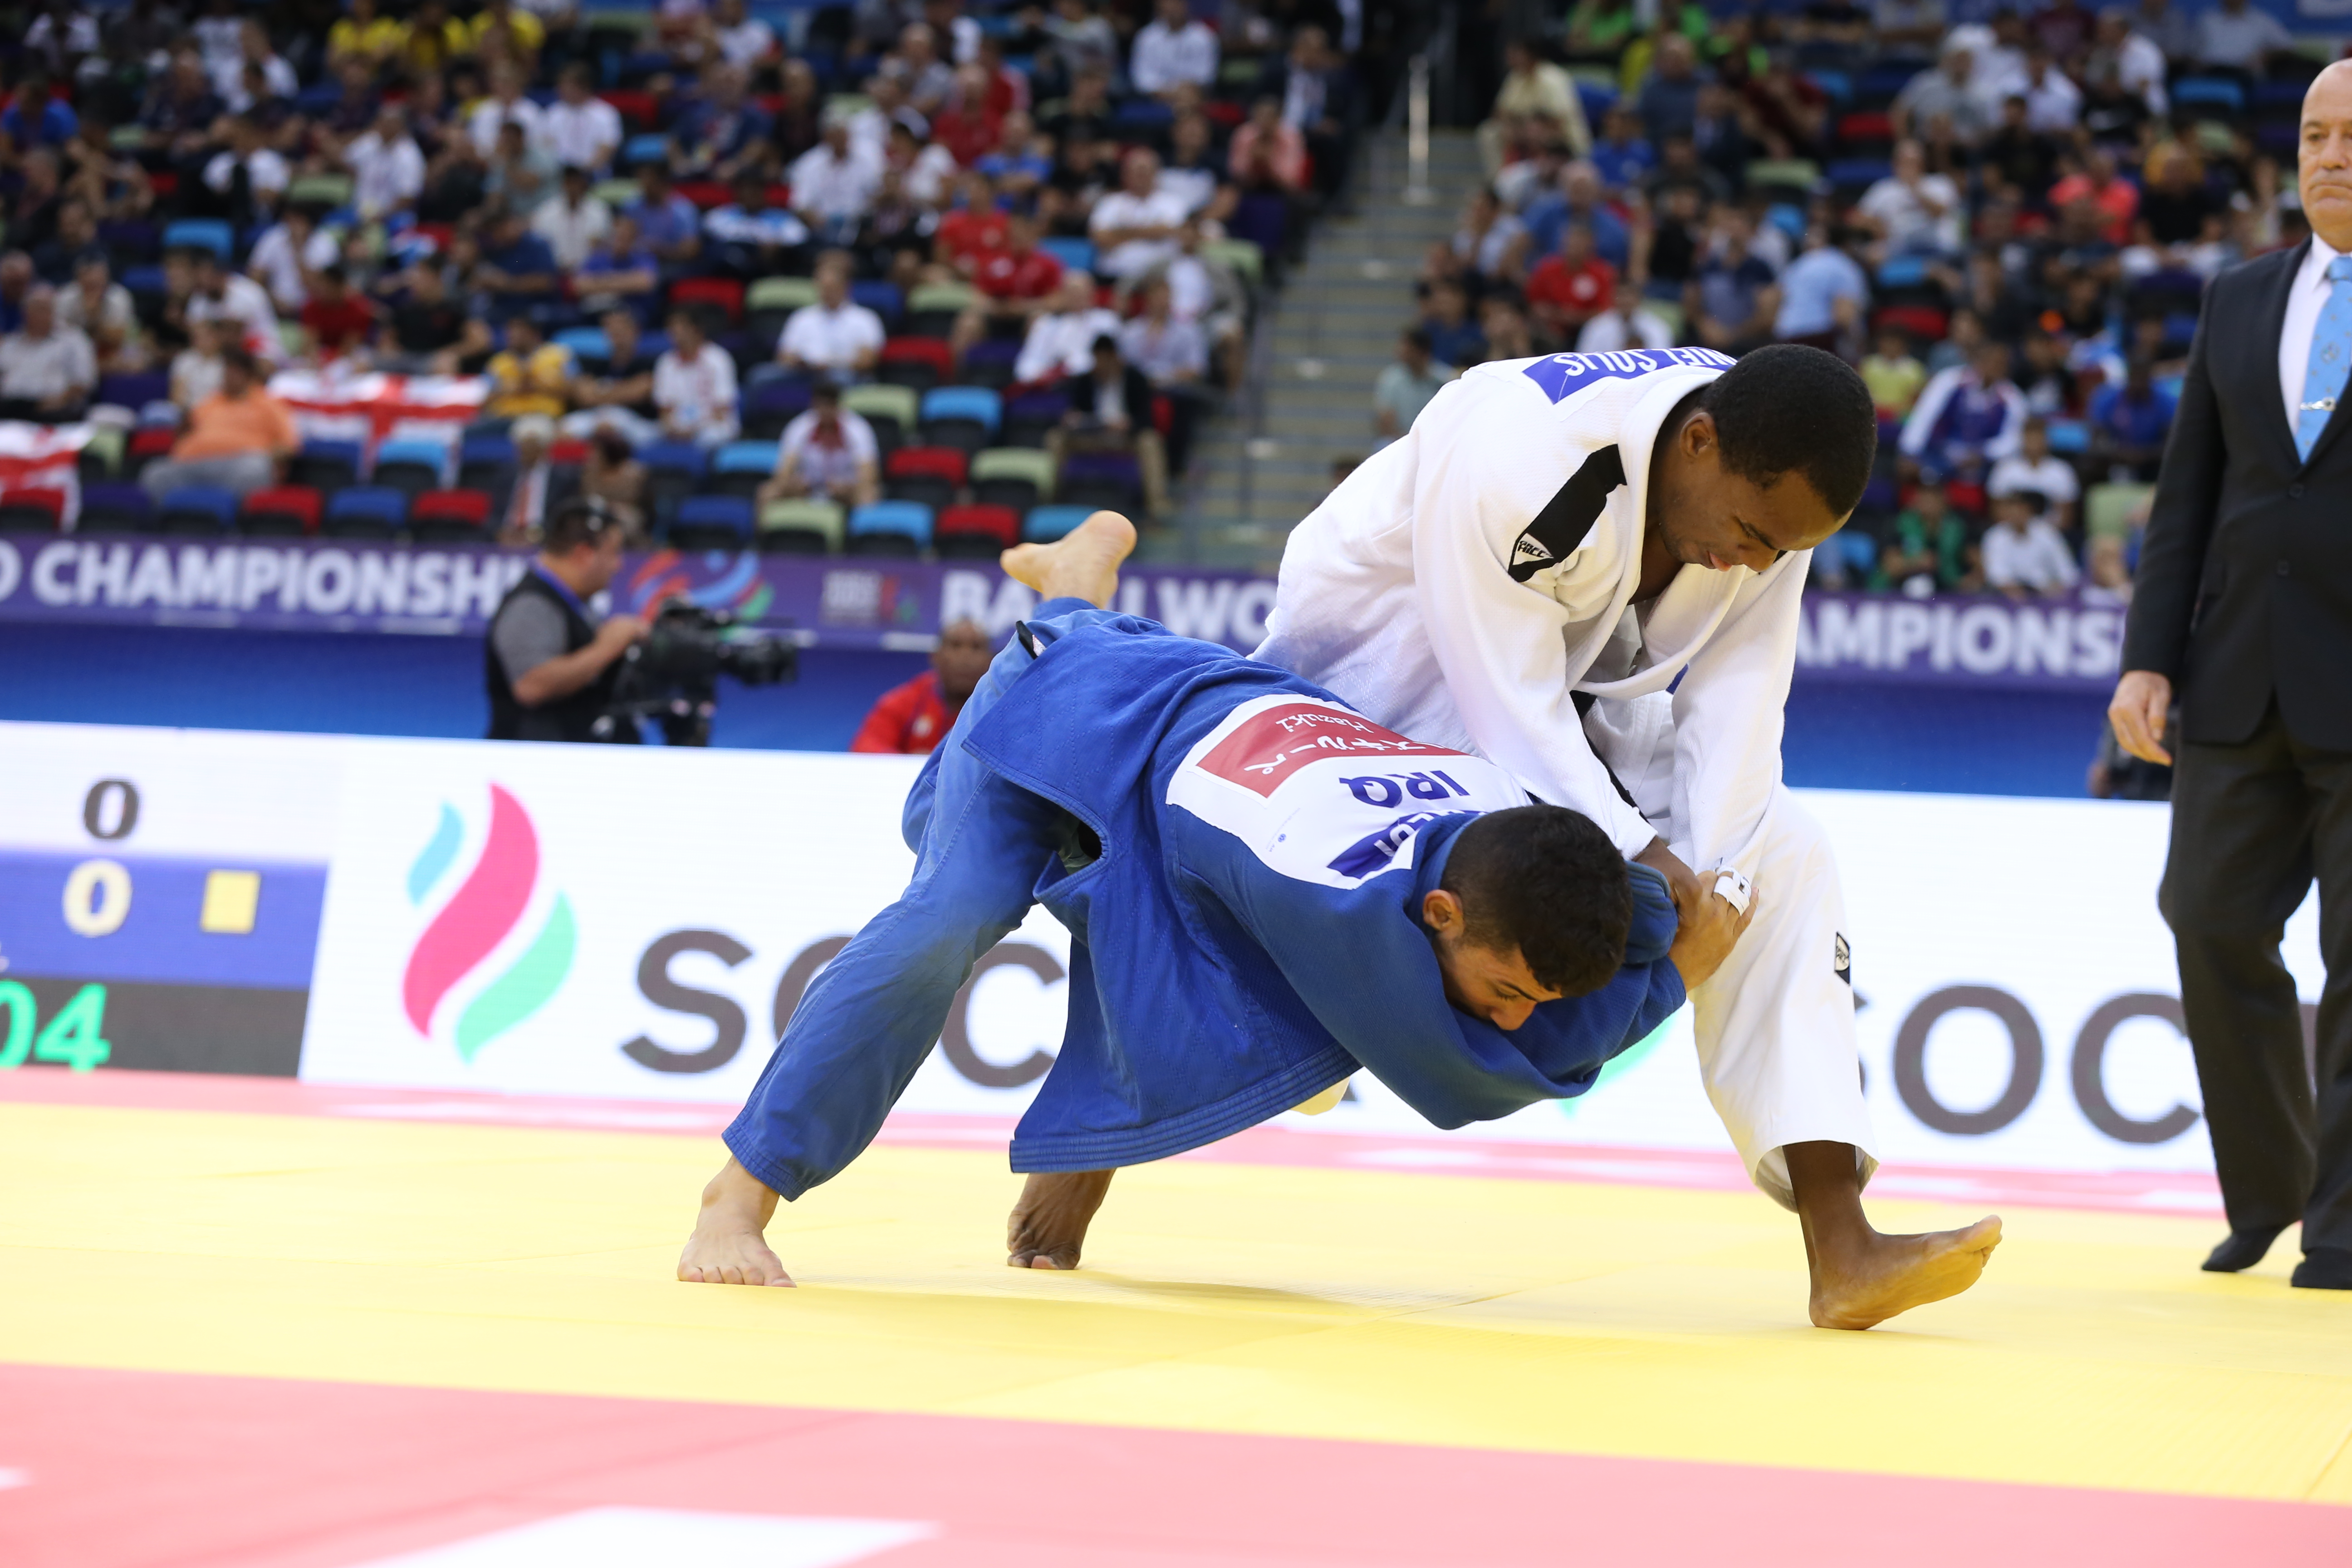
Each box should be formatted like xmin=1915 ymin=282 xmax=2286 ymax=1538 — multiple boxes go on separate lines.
xmin=677 ymin=514 xmax=1754 ymax=1290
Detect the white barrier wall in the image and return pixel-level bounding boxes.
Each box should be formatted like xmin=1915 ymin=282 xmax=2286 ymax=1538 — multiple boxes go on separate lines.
xmin=2 ymin=721 xmax=2323 ymax=1176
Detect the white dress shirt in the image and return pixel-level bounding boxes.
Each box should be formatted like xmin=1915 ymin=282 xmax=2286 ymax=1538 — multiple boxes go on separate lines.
xmin=345 ymin=131 xmax=426 ymax=219
xmin=1982 ymin=518 xmax=2080 ymax=593
xmin=2277 ymin=234 xmax=2349 ymax=440
xmin=470 ymin=96 xmax=548 ymax=159
xmin=539 ymin=98 xmax=623 ymax=172
xmin=777 ymin=302 xmax=886 ymax=371
xmin=789 ymin=142 xmax=884 ymax=224
xmin=1014 ymin=307 xmax=1123 ymax=382
xmin=1129 ymin=20 xmax=1220 ymax=94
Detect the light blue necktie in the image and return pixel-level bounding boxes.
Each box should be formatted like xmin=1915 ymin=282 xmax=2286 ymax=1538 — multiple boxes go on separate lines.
xmin=2294 ymin=255 xmax=2352 ymax=461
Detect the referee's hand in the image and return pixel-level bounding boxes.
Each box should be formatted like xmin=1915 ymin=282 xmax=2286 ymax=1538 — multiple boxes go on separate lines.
xmin=2109 ymin=669 xmax=2173 ymax=766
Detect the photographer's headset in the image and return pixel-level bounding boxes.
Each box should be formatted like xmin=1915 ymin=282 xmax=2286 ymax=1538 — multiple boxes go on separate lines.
xmin=543 ymin=495 xmax=622 ymax=549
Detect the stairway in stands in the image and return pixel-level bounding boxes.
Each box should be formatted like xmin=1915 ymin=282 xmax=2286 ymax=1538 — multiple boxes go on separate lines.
xmin=1154 ymin=127 xmax=1482 ymax=571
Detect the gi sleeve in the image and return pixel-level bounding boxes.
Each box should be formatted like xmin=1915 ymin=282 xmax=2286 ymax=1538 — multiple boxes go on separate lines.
xmin=1406 ymin=385 xmax=1658 ymax=856
xmin=1666 ymin=549 xmax=1804 ymax=875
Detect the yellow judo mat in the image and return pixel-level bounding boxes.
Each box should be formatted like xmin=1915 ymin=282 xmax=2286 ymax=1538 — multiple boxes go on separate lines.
xmin=5 ymin=1087 xmax=2352 ymax=1567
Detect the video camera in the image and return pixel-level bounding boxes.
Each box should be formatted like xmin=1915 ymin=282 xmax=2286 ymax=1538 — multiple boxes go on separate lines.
xmin=593 ymin=599 xmax=799 ymax=746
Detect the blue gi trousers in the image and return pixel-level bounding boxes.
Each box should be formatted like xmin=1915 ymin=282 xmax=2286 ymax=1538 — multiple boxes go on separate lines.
xmin=724 ymin=599 xmax=1098 ymax=1200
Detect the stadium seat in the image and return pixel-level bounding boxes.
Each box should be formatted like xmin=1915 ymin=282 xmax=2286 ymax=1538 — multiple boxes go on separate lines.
xmin=959 ymin=338 xmax=1020 ymax=390
xmin=458 ymin=436 xmax=518 ymax=490
xmin=1200 ymin=238 xmax=1264 ymax=289
xmin=675 ymin=180 xmax=733 ymax=210
xmin=877 ymin=337 xmax=954 ymax=391
xmin=239 ymin=486 xmax=323 ymax=536
xmin=77 ymin=426 xmax=125 ymax=483
xmin=600 ymin=88 xmax=660 ymax=129
xmin=1744 ymin=158 xmax=1822 ymax=195
xmin=323 ymin=487 xmax=409 ymax=539
xmin=622 ymin=131 xmax=670 ymax=168
xmin=411 ymin=489 xmax=494 ymax=543
xmin=2174 ymin=78 xmax=2245 ymax=116
xmin=1058 ymin=451 xmax=1141 ymax=511
xmin=884 ymin=446 xmax=967 ymax=510
xmin=95 ymin=371 xmax=169 ymax=411
xmin=843 ymin=382 xmax=917 ymax=451
xmin=917 ymin=386 xmax=1001 ymax=452
xmin=642 ymin=440 xmax=708 ymax=527
xmin=1000 ymin=390 xmax=1068 ymax=448
xmin=673 ymin=276 xmax=746 ymax=329
xmin=742 ymin=378 xmax=814 ymax=439
xmin=669 ymin=494 xmax=757 ymax=551
xmin=1873 ymin=304 xmax=1947 ymax=342
xmin=971 ymin=446 xmax=1054 ymax=511
xmin=758 ymin=496 xmax=845 ymax=554
xmin=163 ymin=218 xmax=233 ymax=260
xmin=1022 ymin=505 xmax=1093 ymax=544
xmin=934 ymin=503 xmax=1019 ymax=558
xmin=2044 ymin=420 xmax=2089 ymax=455
xmin=1877 ymin=255 xmax=1929 ymax=289
xmin=747 ymin=276 xmax=821 ymax=349
xmin=906 ymin=281 xmax=977 ymax=339
xmin=555 ymin=325 xmax=610 ymax=364
xmin=1038 ymin=237 xmax=1095 ymax=274
xmin=125 ymin=426 xmax=179 ymax=476
xmin=847 ymin=500 xmax=932 ymax=555
xmin=852 ymin=280 xmax=905 ymax=330
xmin=289 ymin=440 xmax=364 ymax=491
xmin=2085 ymin=483 xmax=2153 ymax=539
xmin=78 ymin=483 xmax=153 ymax=534
xmin=710 ymin=440 xmax=780 ymax=498
xmin=287 ymin=173 xmax=354 ymax=209
xmin=1826 ymin=158 xmax=1891 ymax=193
xmin=0 ymin=487 xmax=64 ymax=533
xmin=371 ymin=438 xmax=450 ymax=498
xmin=157 ymin=486 xmax=239 ymax=534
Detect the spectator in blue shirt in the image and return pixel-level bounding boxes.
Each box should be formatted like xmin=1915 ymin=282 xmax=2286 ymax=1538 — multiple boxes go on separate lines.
xmin=1772 ymin=223 xmax=1869 ymax=352
xmin=704 ymin=169 xmax=812 ymax=277
xmin=1418 ymin=279 xmax=1486 ymax=368
xmin=671 ymin=63 xmax=773 ymax=183
xmin=476 ymin=209 xmax=558 ymax=322
xmin=3 ymin=66 xmax=77 ymax=150
xmin=1636 ymin=34 xmax=1703 ymax=150
xmin=626 ymin=163 xmax=703 ymax=270
xmin=2088 ymin=354 xmax=2178 ymax=481
xmin=1588 ymin=104 xmax=1654 ymax=194
xmin=575 ymin=212 xmax=663 ymax=324
xmin=1520 ymin=162 xmax=1629 ymax=271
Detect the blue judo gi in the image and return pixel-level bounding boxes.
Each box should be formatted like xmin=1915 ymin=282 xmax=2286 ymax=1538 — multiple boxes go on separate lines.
xmin=725 ymin=603 xmax=1687 ymax=1201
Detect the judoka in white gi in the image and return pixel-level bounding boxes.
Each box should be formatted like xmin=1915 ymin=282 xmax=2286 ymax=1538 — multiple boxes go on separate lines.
xmin=1253 ymin=343 xmax=2000 ymax=1329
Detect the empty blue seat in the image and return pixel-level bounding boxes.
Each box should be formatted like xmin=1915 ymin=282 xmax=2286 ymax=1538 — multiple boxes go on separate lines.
xmin=554 ymin=326 xmax=610 ymax=361
xmin=671 ymin=494 xmax=756 ymax=547
xmin=460 ymin=435 xmax=517 ymax=471
xmin=290 ymin=440 xmax=364 ymax=489
xmin=1877 ymin=255 xmax=1928 ymax=289
xmin=2174 ymin=78 xmax=2245 ymax=115
xmin=713 ymin=441 xmax=779 ymax=475
xmin=96 ymin=371 xmax=169 ymax=410
xmin=1827 ymin=158 xmax=1891 ymax=189
xmin=920 ymin=386 xmax=1002 ymax=436
xmin=851 ymin=280 xmax=905 ymax=326
xmin=372 ymin=437 xmax=450 ymax=486
xmin=1022 ymin=505 xmax=1093 ymax=544
xmin=848 ymin=500 xmax=933 ymax=545
xmin=2044 ymin=420 xmax=2089 ymax=454
xmin=78 ymin=483 xmax=153 ymax=532
xmin=324 ymin=487 xmax=408 ymax=536
xmin=641 ymin=440 xmax=707 ymax=475
xmin=163 ymin=219 xmax=233 ymax=260
xmin=622 ymin=132 xmax=670 ymax=168
xmin=156 ymin=486 xmax=237 ymax=533
xmin=1038 ymin=237 xmax=1095 ymax=274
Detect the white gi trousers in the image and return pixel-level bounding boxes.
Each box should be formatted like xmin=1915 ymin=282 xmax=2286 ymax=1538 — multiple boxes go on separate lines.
xmin=1586 ymin=689 xmax=1878 ymax=1210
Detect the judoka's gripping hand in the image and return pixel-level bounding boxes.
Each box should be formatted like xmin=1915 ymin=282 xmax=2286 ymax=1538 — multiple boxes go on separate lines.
xmin=1664 ymin=868 xmax=1756 ymax=991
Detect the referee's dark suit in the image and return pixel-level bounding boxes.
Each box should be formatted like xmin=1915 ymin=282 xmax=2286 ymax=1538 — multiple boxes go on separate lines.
xmin=2122 ymin=237 xmax=2352 ymax=1288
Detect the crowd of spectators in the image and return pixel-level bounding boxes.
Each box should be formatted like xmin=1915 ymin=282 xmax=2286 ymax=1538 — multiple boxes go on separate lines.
xmin=0 ymin=0 xmax=1376 ymax=549
xmin=1385 ymin=0 xmax=2332 ymax=602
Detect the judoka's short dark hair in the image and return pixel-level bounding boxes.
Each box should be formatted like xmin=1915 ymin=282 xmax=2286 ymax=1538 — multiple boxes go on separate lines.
xmin=1701 ymin=343 xmax=1877 ymax=518
xmin=1442 ymin=805 xmax=1631 ymax=998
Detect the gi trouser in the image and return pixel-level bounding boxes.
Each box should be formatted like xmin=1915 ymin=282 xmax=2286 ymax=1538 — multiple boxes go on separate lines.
xmin=1588 ymin=691 xmax=1881 ymax=1210
xmin=724 ymin=599 xmax=1097 ymax=1201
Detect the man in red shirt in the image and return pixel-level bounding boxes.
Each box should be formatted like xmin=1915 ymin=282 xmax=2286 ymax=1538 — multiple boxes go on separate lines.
xmin=299 ymin=265 xmax=379 ymax=364
xmin=951 ymin=209 xmax=1063 ymax=364
xmin=849 ymin=618 xmax=994 ymax=753
xmin=932 ymin=172 xmax=1010 ymax=275
xmin=1523 ymin=222 xmax=1617 ymax=348
xmin=2046 ymin=148 xmax=2138 ymax=246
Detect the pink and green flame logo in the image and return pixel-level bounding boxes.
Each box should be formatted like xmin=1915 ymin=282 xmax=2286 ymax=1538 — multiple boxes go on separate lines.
xmin=401 ymin=784 xmax=576 ymax=1062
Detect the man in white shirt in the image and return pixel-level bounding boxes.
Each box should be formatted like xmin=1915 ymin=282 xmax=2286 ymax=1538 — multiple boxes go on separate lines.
xmin=2091 ymin=9 xmax=2170 ymax=117
xmin=539 ymin=64 xmax=624 ymax=175
xmin=1256 ymin=344 xmax=2002 ymax=1329
xmin=710 ymin=0 xmax=779 ymax=67
xmin=534 ymin=165 xmax=615 ymax=272
xmin=202 ymin=115 xmax=289 ymax=220
xmin=776 ymin=251 xmax=887 ymax=378
xmin=1088 ymin=148 xmax=1190 ymax=283
xmin=185 ymin=248 xmax=285 ymax=365
xmin=2018 ymin=47 xmax=2083 ymax=136
xmin=246 ymin=210 xmax=340 ymax=315
xmin=1014 ymin=270 xmax=1122 ymax=382
xmin=1985 ymin=415 xmax=2081 ymax=534
xmin=790 ymin=114 xmax=884 ymax=247
xmin=0 ymin=286 xmax=94 ymax=417
xmin=1981 ymin=492 xmax=2080 ymax=597
xmin=2195 ymin=0 xmax=2291 ymax=71
xmin=470 ymin=61 xmax=547 ymax=159
xmin=1128 ymin=0 xmax=1218 ymax=99
xmin=1576 ymin=296 xmax=1676 ymax=354
xmin=345 ymin=104 xmax=426 ymax=221
xmin=1856 ymin=140 xmax=1963 ymax=256
xmin=654 ymin=308 xmax=741 ymax=448
xmin=761 ymin=380 xmax=882 ymax=505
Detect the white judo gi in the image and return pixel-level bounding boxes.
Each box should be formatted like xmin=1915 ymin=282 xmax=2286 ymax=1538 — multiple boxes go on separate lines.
xmin=1255 ymin=348 xmax=1877 ymax=1208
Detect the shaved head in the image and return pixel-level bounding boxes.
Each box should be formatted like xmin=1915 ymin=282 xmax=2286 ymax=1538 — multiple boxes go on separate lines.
xmin=2300 ymin=61 xmax=2352 ymax=251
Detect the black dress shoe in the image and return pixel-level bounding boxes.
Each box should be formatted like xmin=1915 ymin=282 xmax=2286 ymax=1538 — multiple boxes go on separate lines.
xmin=2203 ymin=1225 xmax=2288 ymax=1272
xmin=2292 ymin=1247 xmax=2352 ymax=1290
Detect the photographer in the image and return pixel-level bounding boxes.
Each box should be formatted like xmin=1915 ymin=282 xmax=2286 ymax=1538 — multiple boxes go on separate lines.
xmin=485 ymin=500 xmax=647 ymax=742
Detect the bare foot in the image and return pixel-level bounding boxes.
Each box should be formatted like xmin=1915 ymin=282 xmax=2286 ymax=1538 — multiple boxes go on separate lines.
xmin=1006 ymin=1169 xmax=1116 ymax=1269
xmin=1000 ymin=511 xmax=1137 ymax=610
xmin=1808 ymin=1215 xmax=2002 ymax=1330
xmin=677 ymin=1156 xmax=795 ymax=1287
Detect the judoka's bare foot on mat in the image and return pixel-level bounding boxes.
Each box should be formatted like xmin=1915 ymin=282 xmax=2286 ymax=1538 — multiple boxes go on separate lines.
xmin=1001 ymin=511 xmax=1137 ymax=609
xmin=1787 ymin=1139 xmax=1998 ymax=1329
xmin=1007 ymin=1169 xmax=1116 ymax=1269
xmin=678 ymin=1156 xmax=795 ymax=1286
xmin=1807 ymin=1216 xmax=2003 ymax=1329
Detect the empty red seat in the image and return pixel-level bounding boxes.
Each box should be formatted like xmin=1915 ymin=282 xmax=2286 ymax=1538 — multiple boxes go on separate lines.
xmin=0 ymin=486 xmax=65 ymax=526
xmin=239 ymin=486 xmax=322 ymax=533
xmin=880 ymin=337 xmax=954 ymax=379
xmin=127 ymin=427 xmax=178 ymax=470
xmin=670 ymin=275 xmax=745 ymax=323
xmin=935 ymin=503 xmax=1018 ymax=548
xmin=674 ymin=181 xmax=732 ymax=211
xmin=600 ymin=89 xmax=659 ymax=130
xmin=886 ymin=446 xmax=969 ymax=484
xmin=412 ymin=489 xmax=492 ymax=524
xmin=1873 ymin=304 xmax=1949 ymax=342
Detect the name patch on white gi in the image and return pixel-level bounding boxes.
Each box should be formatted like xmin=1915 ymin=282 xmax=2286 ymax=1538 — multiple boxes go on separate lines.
xmin=1521 ymin=347 xmax=1735 ymax=404
xmin=1168 ymin=696 xmax=1531 ymax=889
